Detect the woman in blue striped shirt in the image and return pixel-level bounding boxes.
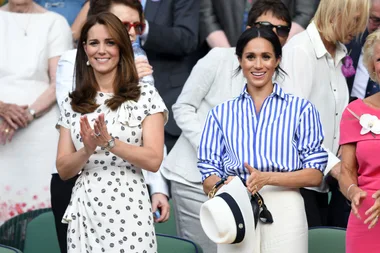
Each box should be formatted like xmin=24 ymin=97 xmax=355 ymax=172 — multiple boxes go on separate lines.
xmin=198 ymin=27 xmax=328 ymax=252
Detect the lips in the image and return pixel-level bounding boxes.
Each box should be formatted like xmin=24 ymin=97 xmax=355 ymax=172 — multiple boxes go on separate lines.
xmin=251 ymin=72 xmax=265 ymax=77
xmin=95 ymin=58 xmax=110 ymax=62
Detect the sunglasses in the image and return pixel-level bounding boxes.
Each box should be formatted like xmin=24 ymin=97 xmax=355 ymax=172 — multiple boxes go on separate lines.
xmin=254 ymin=21 xmax=290 ymax=37
xmin=122 ymin=22 xmax=146 ymax=35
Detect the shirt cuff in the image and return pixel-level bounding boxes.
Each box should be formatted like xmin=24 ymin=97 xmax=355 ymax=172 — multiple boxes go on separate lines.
xmin=324 ymin=148 xmax=340 ymax=176
xmin=140 ymin=20 xmax=149 ymax=46
xmin=148 ymin=170 xmax=169 ymax=197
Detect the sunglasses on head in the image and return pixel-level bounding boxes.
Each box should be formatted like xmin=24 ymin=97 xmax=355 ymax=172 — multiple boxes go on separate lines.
xmin=122 ymin=22 xmax=146 ymax=35
xmin=254 ymin=21 xmax=290 ymax=38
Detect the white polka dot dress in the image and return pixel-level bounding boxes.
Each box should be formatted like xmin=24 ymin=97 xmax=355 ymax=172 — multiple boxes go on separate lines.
xmin=57 ymin=84 xmax=168 ymax=253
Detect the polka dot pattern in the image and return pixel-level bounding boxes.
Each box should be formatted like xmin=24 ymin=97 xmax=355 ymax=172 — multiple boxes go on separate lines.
xmin=57 ymin=84 xmax=168 ymax=253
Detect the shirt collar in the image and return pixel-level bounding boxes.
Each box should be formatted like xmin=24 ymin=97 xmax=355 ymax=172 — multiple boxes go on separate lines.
xmin=241 ymin=83 xmax=287 ymax=101
xmin=307 ymin=21 xmax=347 ymax=62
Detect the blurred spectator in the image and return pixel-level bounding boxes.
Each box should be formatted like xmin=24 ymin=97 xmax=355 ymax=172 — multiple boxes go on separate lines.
xmin=140 ymin=0 xmax=200 ymax=151
xmin=0 ymin=0 xmax=72 ymax=223
xmin=163 ymin=1 xmax=291 ymax=252
xmin=278 ymin=0 xmax=370 ymax=228
xmin=339 ymin=28 xmax=380 ymax=253
xmin=346 ymin=0 xmax=380 ymax=101
xmin=34 ymin=0 xmax=86 ymax=25
xmin=200 ymin=0 xmax=319 ymax=49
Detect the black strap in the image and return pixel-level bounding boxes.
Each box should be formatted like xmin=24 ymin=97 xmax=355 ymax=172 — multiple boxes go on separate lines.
xmin=217 ymin=193 xmax=245 ymax=244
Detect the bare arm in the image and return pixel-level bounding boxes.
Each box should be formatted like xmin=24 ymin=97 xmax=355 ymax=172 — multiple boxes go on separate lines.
xmin=206 ymin=30 xmax=231 ymax=48
xmin=71 ymin=1 xmax=89 ymax=42
xmin=203 ymin=174 xmax=222 ymax=195
xmin=56 ymin=127 xmax=92 ymax=180
xmin=27 ymin=56 xmax=60 ymax=120
xmin=108 ymin=113 xmax=165 ymax=173
xmin=338 ymin=143 xmax=359 ymax=200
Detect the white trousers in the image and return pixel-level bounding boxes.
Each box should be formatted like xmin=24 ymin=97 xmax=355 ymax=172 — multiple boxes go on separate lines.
xmin=252 ymin=185 xmax=308 ymax=253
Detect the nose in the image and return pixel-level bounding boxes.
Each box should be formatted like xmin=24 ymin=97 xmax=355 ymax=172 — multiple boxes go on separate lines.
xmin=129 ymin=26 xmax=136 ymax=41
xmin=98 ymin=43 xmax=106 ymax=54
xmin=254 ymin=57 xmax=263 ymax=69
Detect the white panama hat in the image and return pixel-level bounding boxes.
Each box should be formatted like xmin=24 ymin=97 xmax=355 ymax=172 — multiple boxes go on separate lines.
xmin=200 ymin=177 xmax=256 ymax=253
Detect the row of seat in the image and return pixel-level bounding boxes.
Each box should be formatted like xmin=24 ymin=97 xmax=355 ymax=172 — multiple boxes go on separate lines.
xmin=0 ymin=207 xmax=346 ymax=253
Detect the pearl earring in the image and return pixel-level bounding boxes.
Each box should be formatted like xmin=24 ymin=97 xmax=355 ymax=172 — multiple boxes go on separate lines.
xmin=86 ymin=60 xmax=90 ymax=66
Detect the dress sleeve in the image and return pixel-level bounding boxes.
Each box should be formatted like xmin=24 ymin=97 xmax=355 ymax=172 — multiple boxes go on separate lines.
xmin=197 ymin=109 xmax=226 ymax=182
xmin=296 ymin=102 xmax=328 ymax=172
xmin=48 ymin=14 xmax=73 ymax=58
xmin=146 ymin=85 xmax=169 ymax=125
xmin=340 ymin=102 xmax=363 ymax=145
xmin=56 ymin=96 xmax=72 ymax=130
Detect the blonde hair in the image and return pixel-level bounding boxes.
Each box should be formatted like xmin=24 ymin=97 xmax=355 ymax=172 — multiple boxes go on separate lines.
xmin=363 ymin=30 xmax=380 ymax=82
xmin=314 ymin=0 xmax=370 ymax=44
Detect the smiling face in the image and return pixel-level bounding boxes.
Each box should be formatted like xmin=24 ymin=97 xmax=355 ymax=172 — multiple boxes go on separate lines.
xmin=109 ymin=3 xmax=140 ymax=43
xmin=84 ymin=23 xmax=120 ymax=76
xmin=238 ymin=37 xmax=280 ymax=90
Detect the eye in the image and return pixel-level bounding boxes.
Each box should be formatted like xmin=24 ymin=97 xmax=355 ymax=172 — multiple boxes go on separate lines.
xmin=262 ymin=54 xmax=271 ymax=60
xmin=246 ymin=54 xmax=255 ymax=60
xmin=89 ymin=41 xmax=98 ymax=46
xmin=107 ymin=40 xmax=116 ymax=46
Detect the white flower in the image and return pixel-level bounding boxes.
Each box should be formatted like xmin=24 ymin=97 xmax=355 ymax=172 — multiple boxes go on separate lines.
xmin=359 ymin=114 xmax=380 ymax=135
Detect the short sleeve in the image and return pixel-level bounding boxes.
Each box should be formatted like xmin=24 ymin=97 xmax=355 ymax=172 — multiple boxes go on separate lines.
xmin=145 ymin=85 xmax=169 ymax=125
xmin=340 ymin=102 xmax=363 ymax=145
xmin=48 ymin=13 xmax=73 ymax=58
xmin=56 ymin=96 xmax=72 ymax=130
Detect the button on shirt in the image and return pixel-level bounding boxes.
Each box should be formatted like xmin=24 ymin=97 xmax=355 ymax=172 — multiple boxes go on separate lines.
xmin=198 ymin=84 xmax=328 ymax=182
xmin=278 ymin=22 xmax=348 ymax=191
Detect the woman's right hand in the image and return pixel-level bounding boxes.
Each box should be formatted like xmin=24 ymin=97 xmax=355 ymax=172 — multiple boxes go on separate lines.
xmin=135 ymin=58 xmax=153 ymax=79
xmin=0 ymin=102 xmax=29 ymax=129
xmin=79 ymin=115 xmax=98 ymax=155
xmin=349 ymin=185 xmax=367 ymax=219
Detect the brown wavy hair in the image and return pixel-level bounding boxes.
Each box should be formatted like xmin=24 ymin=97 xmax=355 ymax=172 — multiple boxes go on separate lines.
xmin=70 ymin=12 xmax=140 ymax=113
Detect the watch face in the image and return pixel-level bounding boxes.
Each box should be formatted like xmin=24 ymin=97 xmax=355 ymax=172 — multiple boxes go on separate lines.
xmin=106 ymin=137 xmax=115 ymax=151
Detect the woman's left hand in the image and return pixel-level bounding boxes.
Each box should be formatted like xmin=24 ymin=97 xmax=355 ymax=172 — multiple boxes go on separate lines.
xmin=93 ymin=113 xmax=112 ymax=147
xmin=245 ymin=162 xmax=269 ymax=195
xmin=364 ymin=190 xmax=380 ymax=229
xmin=0 ymin=120 xmax=16 ymax=145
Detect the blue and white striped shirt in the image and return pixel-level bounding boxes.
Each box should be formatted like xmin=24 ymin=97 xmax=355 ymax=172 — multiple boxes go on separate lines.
xmin=198 ymin=84 xmax=328 ymax=182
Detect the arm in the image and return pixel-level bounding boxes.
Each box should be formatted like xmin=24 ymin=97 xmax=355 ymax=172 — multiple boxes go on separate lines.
xmin=71 ymin=1 xmax=89 ymax=42
xmin=247 ymin=103 xmax=327 ymax=193
xmin=172 ymin=48 xmax=223 ymax=150
xmin=199 ymin=0 xmax=230 ymax=48
xmin=141 ymin=0 xmax=199 ymax=56
xmin=338 ymin=143 xmax=359 ymax=200
xmin=56 ymin=126 xmax=92 ymax=180
xmin=198 ymin=110 xmax=226 ymax=194
xmin=27 ymin=56 xmax=60 ymax=120
xmin=29 ymin=16 xmax=73 ymax=120
xmin=110 ymin=113 xmax=165 ymax=172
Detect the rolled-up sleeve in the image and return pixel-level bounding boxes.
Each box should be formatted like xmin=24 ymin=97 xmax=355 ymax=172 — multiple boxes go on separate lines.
xmin=297 ymin=103 xmax=328 ymax=172
xmin=197 ymin=110 xmax=225 ymax=182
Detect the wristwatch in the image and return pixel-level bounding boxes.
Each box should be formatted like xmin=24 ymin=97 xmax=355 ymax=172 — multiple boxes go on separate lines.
xmin=28 ymin=109 xmax=36 ymax=119
xmin=105 ymin=136 xmax=116 ymax=151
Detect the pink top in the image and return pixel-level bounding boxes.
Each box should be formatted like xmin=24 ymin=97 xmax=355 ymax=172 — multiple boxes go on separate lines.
xmin=340 ymin=99 xmax=380 ymax=253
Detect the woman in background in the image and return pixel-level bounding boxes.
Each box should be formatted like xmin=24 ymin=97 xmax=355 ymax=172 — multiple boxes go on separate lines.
xmin=339 ymin=29 xmax=380 ymax=253
xmin=0 ymin=0 xmax=72 ymax=223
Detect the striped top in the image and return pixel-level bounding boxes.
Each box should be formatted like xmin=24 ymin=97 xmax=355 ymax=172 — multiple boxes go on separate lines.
xmin=198 ymin=83 xmax=328 ymax=182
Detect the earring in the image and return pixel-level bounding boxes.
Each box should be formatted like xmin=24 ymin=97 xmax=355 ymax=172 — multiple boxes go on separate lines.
xmin=86 ymin=60 xmax=90 ymax=66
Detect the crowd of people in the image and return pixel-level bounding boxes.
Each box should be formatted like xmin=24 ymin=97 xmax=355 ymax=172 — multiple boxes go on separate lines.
xmin=0 ymin=0 xmax=380 ymax=252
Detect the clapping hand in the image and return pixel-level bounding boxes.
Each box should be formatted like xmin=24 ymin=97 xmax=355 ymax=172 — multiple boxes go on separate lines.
xmin=80 ymin=114 xmax=111 ymax=154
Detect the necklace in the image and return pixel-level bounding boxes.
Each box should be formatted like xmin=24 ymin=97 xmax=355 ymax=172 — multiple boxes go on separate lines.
xmin=8 ymin=3 xmax=35 ymax=36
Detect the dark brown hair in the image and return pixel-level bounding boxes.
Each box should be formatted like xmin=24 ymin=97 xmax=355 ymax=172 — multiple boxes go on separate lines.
xmin=70 ymin=12 xmax=140 ymax=113
xmin=88 ymin=0 xmax=144 ymax=23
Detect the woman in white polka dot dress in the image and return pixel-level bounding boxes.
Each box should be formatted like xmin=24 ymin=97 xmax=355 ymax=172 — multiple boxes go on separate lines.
xmin=56 ymin=13 xmax=168 ymax=253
